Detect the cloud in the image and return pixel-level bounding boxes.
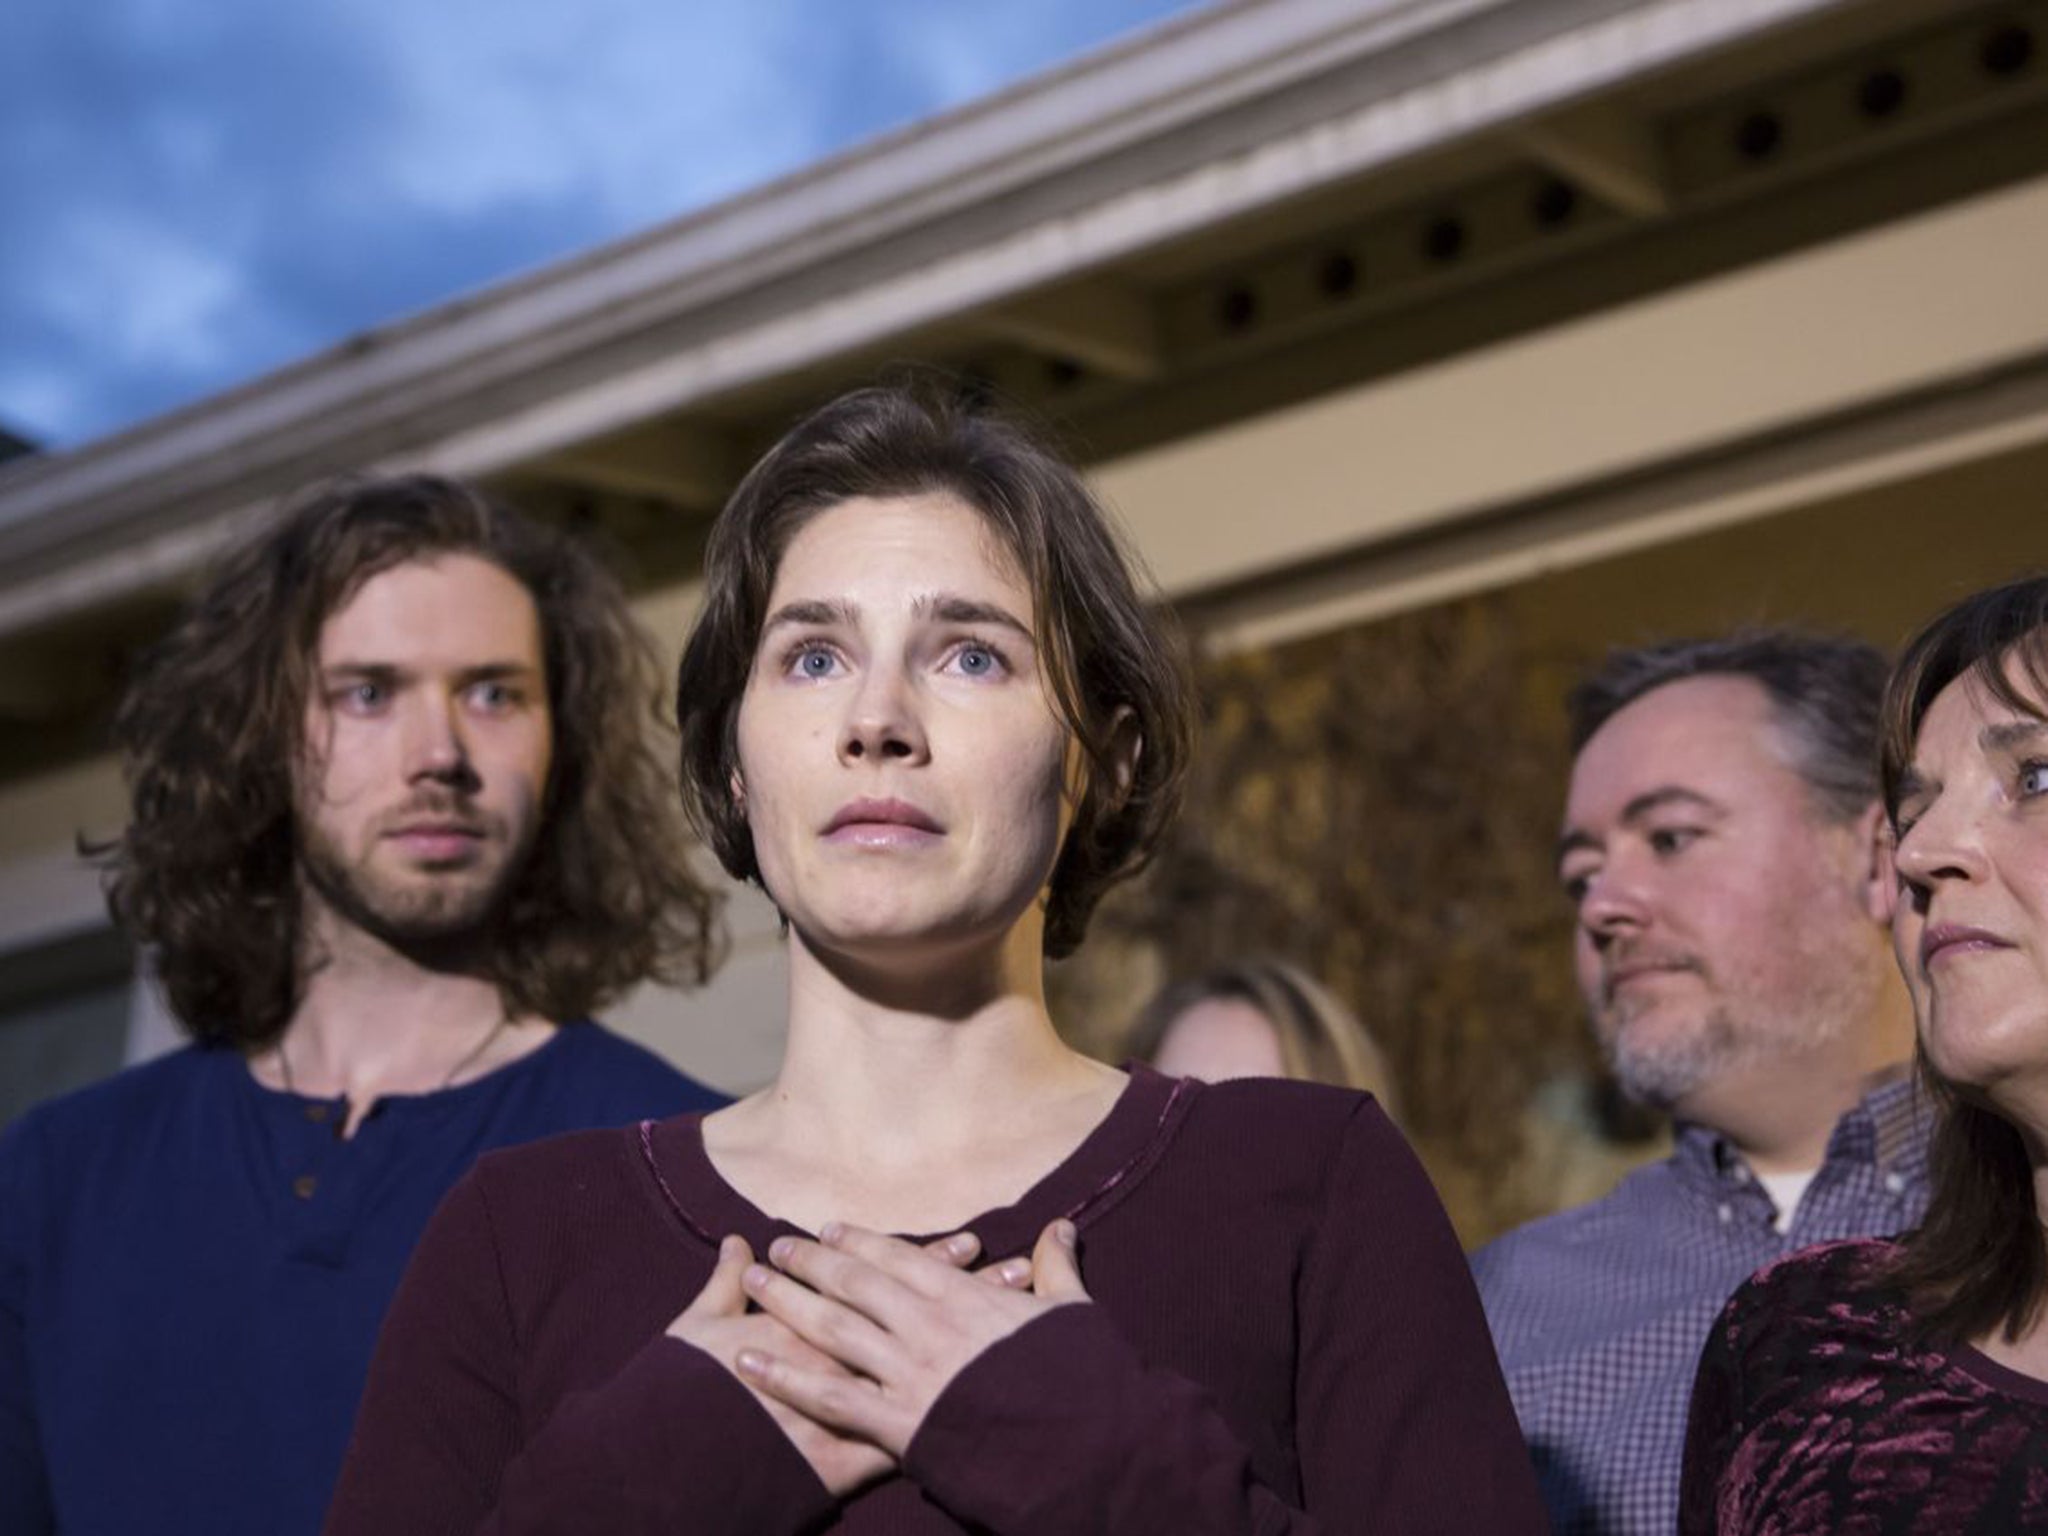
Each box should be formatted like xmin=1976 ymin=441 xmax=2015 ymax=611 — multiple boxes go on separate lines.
xmin=0 ymin=0 xmax=1205 ymax=448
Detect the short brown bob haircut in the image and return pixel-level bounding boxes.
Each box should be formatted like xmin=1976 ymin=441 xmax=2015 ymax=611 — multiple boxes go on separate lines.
xmin=675 ymin=382 xmax=1195 ymax=959
xmin=1879 ymin=572 xmax=2048 ymax=1345
xmin=97 ymin=474 xmax=721 ymax=1050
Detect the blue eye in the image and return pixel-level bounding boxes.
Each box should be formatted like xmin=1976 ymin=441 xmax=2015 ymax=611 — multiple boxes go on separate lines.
xmin=2021 ymin=761 xmax=2048 ymax=798
xmin=948 ymin=641 xmax=1008 ymax=679
xmin=792 ymin=645 xmax=839 ymax=679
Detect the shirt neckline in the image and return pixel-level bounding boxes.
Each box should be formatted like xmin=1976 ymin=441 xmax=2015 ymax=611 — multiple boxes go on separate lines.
xmin=231 ymin=1020 xmax=579 ymax=1117
xmin=1677 ymin=1069 xmax=1927 ymax=1189
xmin=639 ymin=1061 xmax=1190 ymax=1260
xmin=1946 ymin=1341 xmax=2048 ymax=1408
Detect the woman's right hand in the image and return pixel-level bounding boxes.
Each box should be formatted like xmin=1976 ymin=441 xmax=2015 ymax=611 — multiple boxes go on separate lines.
xmin=670 ymin=1235 xmax=893 ymax=1496
xmin=670 ymin=1232 xmax=1026 ymax=1497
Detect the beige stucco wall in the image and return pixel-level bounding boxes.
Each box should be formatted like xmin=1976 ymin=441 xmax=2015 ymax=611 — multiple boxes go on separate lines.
xmin=1096 ymin=173 xmax=2048 ymax=637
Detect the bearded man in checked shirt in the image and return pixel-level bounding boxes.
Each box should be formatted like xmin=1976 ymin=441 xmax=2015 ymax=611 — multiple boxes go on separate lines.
xmin=1471 ymin=632 xmax=1931 ymax=1536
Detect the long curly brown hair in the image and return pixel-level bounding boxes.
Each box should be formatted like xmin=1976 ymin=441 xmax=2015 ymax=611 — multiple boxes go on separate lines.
xmin=93 ymin=474 xmax=723 ymax=1050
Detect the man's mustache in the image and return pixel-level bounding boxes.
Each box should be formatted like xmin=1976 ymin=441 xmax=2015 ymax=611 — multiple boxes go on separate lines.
xmin=1600 ymin=949 xmax=1703 ymax=1006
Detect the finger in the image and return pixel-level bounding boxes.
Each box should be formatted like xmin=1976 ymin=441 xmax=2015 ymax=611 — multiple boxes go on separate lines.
xmin=1030 ymin=1219 xmax=1090 ymax=1304
xmin=772 ymin=1232 xmax=926 ymax=1327
xmin=744 ymin=1259 xmax=898 ymax=1380
xmin=819 ymin=1222 xmax=966 ymax=1301
xmin=736 ymin=1346 xmax=911 ymax=1455
xmin=728 ymin=1309 xmax=849 ymax=1378
xmin=925 ymin=1231 xmax=982 ymax=1268
xmin=973 ymin=1255 xmax=1035 ymax=1290
xmin=682 ymin=1235 xmax=754 ymax=1320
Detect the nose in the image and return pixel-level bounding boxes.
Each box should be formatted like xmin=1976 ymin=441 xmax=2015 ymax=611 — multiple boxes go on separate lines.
xmin=1578 ymin=861 xmax=1651 ymax=949
xmin=837 ymin=662 xmax=929 ymax=767
xmin=403 ymin=693 xmax=475 ymax=786
xmin=1891 ymin=795 xmax=1983 ymax=893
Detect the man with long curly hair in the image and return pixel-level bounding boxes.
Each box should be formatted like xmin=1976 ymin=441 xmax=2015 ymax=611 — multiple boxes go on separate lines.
xmin=0 ymin=476 xmax=727 ymax=1536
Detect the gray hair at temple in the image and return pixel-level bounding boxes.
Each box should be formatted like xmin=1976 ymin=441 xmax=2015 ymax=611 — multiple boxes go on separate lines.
xmin=1567 ymin=630 xmax=1890 ymax=824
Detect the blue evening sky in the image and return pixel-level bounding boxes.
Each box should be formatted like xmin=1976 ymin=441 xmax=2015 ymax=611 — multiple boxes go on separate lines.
xmin=1 ymin=0 xmax=1207 ymax=450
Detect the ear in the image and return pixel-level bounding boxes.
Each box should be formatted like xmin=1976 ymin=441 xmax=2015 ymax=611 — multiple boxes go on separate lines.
xmin=729 ymin=768 xmax=746 ymax=810
xmin=1098 ymin=705 xmax=1143 ymax=814
xmin=1848 ymin=800 xmax=1895 ymax=926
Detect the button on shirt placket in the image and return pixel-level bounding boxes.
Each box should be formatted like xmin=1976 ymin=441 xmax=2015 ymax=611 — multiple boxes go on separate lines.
xmin=273 ymin=1095 xmax=363 ymax=1267
xmin=288 ymin=1101 xmax=342 ymax=1203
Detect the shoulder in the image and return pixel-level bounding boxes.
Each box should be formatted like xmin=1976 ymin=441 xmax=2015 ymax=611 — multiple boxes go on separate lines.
xmin=534 ymin=1022 xmax=726 ymax=1115
xmin=1469 ymin=1158 xmax=1701 ymax=1351
xmin=465 ymin=1117 xmax=665 ymax=1209
xmin=1691 ymin=1240 xmax=1910 ymax=1415
xmin=456 ymin=1113 xmax=708 ymax=1272
xmin=1751 ymin=1234 xmax=1899 ymax=1290
xmin=1472 ymin=1155 xmax=1681 ymax=1281
xmin=1687 ymin=1240 xmax=1918 ymax=1483
xmin=0 ymin=1048 xmax=233 ymax=1237
xmin=1714 ymin=1237 xmax=1902 ymax=1346
xmin=1 ymin=1045 xmax=221 ymax=1162
xmin=1162 ymin=1074 xmax=1450 ymax=1239
xmin=1173 ymin=1073 xmax=1387 ymax=1149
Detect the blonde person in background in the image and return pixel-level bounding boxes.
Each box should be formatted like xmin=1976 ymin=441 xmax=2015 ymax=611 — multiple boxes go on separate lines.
xmin=1127 ymin=957 xmax=1401 ymax=1115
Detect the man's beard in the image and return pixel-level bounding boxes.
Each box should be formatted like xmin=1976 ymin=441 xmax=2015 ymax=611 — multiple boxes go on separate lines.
xmin=298 ymin=819 xmax=521 ymax=958
xmin=1601 ymin=995 xmax=1744 ymax=1111
xmin=1595 ymin=920 xmax=1874 ymax=1112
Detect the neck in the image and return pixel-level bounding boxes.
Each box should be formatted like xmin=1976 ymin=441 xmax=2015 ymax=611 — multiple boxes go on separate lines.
xmin=1679 ymin=981 xmax=1915 ymax=1174
xmin=755 ymin=922 xmax=1102 ymax=1165
xmin=262 ymin=902 xmax=541 ymax=1112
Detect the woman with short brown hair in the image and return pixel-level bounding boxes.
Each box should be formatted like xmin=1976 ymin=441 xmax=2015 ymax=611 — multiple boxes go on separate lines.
xmin=329 ymin=383 xmax=1541 ymax=1534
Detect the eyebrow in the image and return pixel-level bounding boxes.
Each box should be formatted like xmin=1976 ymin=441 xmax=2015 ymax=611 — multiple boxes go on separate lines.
xmin=1891 ymin=721 xmax=2048 ymax=816
xmin=760 ymin=598 xmax=857 ymax=634
xmin=1555 ymin=785 xmax=1726 ymax=866
xmin=317 ymin=660 xmax=541 ymax=683
xmin=915 ymin=594 xmax=1034 ymax=640
xmin=760 ymin=594 xmax=1034 ymax=641
xmin=1982 ymin=719 xmax=2048 ymax=753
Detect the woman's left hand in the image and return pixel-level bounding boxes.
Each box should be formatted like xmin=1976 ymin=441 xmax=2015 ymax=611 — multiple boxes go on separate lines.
xmin=736 ymin=1217 xmax=1090 ymax=1456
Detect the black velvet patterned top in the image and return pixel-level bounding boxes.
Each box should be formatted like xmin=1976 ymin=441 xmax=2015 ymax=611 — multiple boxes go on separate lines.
xmin=1680 ymin=1238 xmax=2048 ymax=1534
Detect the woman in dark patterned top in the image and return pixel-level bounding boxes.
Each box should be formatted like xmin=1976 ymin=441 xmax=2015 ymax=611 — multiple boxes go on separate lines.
xmin=326 ymin=384 xmax=1544 ymax=1534
xmin=1680 ymin=574 xmax=2048 ymax=1534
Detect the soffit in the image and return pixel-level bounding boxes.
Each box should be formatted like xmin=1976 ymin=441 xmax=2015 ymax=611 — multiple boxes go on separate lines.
xmin=5 ymin=0 xmax=2047 ymax=772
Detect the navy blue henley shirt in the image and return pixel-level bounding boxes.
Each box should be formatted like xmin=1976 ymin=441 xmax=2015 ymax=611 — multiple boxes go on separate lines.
xmin=0 ymin=1022 xmax=722 ymax=1536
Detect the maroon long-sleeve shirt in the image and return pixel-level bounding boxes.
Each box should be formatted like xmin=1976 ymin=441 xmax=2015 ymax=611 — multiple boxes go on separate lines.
xmin=326 ymin=1066 xmax=1544 ymax=1533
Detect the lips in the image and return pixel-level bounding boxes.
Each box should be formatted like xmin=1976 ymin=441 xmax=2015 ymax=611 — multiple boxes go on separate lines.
xmin=822 ymin=797 xmax=943 ymax=845
xmin=1603 ymin=956 xmax=1697 ymax=1002
xmin=385 ymin=821 xmax=488 ymax=862
xmin=1919 ymin=923 xmax=2015 ymax=971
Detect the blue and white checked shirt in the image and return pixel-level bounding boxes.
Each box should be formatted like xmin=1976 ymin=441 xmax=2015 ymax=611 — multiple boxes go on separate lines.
xmin=1470 ymin=1076 xmax=1930 ymax=1536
